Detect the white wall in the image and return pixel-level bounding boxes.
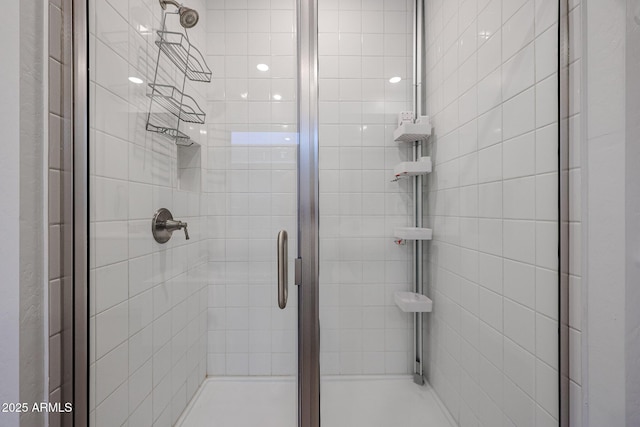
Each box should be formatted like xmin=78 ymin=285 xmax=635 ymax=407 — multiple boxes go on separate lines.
xmin=89 ymin=0 xmax=209 ymax=425
xmin=0 ymin=2 xmax=47 ymax=426
xmin=581 ymin=0 xmax=640 ymax=424
xmin=583 ymin=0 xmax=626 ymax=418
xmin=625 ymin=1 xmax=640 ymax=421
xmin=423 ymin=0 xmax=560 ymax=425
xmin=625 ymin=1 xmax=640 ymax=418
xmin=19 ymin=0 xmax=47 ymax=425
xmin=0 ymin=0 xmax=22 ymax=425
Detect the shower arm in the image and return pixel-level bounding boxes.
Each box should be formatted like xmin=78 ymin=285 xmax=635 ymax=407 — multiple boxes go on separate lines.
xmin=160 ymin=0 xmax=181 ymax=10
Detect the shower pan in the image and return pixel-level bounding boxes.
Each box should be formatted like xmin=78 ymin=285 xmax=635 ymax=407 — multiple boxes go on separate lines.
xmin=72 ymin=0 xmax=570 ymax=425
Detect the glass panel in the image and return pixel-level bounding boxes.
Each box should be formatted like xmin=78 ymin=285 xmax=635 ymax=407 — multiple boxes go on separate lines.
xmin=318 ymin=1 xmax=561 ymax=427
xmin=88 ymin=0 xmax=298 ymax=425
xmin=49 ymin=0 xmax=75 ymax=425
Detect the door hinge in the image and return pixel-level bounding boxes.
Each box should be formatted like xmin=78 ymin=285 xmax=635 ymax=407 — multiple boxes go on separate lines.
xmin=295 ymin=257 xmax=302 ymax=286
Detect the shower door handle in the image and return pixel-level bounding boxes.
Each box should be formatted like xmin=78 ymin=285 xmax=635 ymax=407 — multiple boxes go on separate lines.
xmin=277 ymin=230 xmax=288 ymax=309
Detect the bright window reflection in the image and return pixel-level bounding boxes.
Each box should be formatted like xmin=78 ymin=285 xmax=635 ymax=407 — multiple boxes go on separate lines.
xmin=231 ymin=132 xmax=298 ymax=145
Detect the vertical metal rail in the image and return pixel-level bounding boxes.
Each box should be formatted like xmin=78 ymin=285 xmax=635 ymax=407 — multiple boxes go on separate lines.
xmin=297 ymin=0 xmax=320 ymax=425
xmin=412 ymin=0 xmax=425 ymax=386
xmin=72 ymin=0 xmax=89 ymax=424
xmin=558 ymin=0 xmax=571 ymax=425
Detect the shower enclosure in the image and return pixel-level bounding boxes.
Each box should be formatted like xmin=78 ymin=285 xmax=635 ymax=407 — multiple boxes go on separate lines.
xmin=77 ymin=0 xmax=567 ymax=425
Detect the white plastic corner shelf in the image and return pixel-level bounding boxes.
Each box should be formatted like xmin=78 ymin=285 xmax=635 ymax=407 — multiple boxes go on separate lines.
xmin=392 ymin=118 xmax=432 ymax=179
xmin=392 ymin=117 xmax=434 ymax=314
xmin=394 ymin=291 xmax=433 ymax=312
xmin=393 ymin=156 xmax=432 ymax=178
xmin=393 ymin=119 xmax=432 ymax=143
xmin=394 ymin=227 xmax=432 ymax=241
xmin=392 ymin=120 xmax=432 ymax=243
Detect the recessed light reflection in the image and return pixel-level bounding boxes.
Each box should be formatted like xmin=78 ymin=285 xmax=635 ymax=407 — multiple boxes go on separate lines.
xmin=273 ymin=94 xmax=282 ymax=100
xmin=128 ymin=76 xmax=144 ymax=84
xmin=240 ymin=92 xmax=248 ymax=99
xmin=138 ymin=25 xmax=152 ymax=34
xmin=389 ymin=76 xmax=402 ymax=84
xmin=200 ymin=130 xmax=207 ymax=135
xmin=256 ymin=63 xmax=269 ymax=71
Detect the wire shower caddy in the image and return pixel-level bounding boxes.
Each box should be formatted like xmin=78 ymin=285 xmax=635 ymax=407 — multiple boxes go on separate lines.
xmin=146 ymin=10 xmax=211 ymax=146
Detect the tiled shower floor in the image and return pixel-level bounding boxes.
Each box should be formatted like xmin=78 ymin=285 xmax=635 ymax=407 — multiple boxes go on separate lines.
xmin=176 ymin=375 xmax=455 ymax=427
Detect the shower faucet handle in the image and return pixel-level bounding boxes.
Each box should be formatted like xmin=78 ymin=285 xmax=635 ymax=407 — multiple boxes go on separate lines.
xmin=165 ymin=219 xmax=190 ymax=240
xmin=152 ymin=208 xmax=190 ymax=243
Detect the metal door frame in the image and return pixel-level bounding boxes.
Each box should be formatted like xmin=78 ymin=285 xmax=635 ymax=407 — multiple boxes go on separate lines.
xmin=296 ymin=0 xmax=321 ymax=425
xmin=72 ymin=0 xmax=89 ymax=424
xmin=70 ymin=0 xmax=571 ymax=425
xmin=559 ymin=0 xmax=571 ymax=425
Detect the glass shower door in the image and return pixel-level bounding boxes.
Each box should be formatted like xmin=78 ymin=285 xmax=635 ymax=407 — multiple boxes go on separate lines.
xmin=85 ymin=0 xmax=563 ymax=425
xmin=316 ymin=0 xmax=562 ymax=426
xmin=87 ymin=0 xmax=300 ymax=425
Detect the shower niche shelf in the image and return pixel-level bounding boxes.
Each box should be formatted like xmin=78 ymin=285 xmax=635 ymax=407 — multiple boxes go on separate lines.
xmin=394 ymin=227 xmax=433 ymax=241
xmin=394 ymin=119 xmax=432 ymax=143
xmin=393 ymin=156 xmax=432 ymax=178
xmin=156 ymin=30 xmax=212 ymax=82
xmin=394 ymin=291 xmax=433 ymax=313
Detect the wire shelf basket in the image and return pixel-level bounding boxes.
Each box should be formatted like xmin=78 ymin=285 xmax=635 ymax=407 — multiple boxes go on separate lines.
xmin=147 ymin=83 xmax=206 ymax=124
xmin=156 ymin=30 xmax=212 ymax=82
xmin=145 ymin=122 xmax=193 ymax=146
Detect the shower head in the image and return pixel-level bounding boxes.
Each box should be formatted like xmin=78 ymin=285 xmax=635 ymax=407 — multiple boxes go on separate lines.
xmin=178 ymin=7 xmax=199 ymax=28
xmin=159 ymin=0 xmax=200 ymax=28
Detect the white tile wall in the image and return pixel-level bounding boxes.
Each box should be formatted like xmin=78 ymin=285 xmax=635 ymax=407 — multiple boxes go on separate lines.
xmin=89 ymin=0 xmax=209 ymax=425
xmin=204 ymin=0 xmax=299 ymax=377
xmin=423 ymin=0 xmax=561 ymax=425
xmin=318 ymin=0 xmax=415 ymax=375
